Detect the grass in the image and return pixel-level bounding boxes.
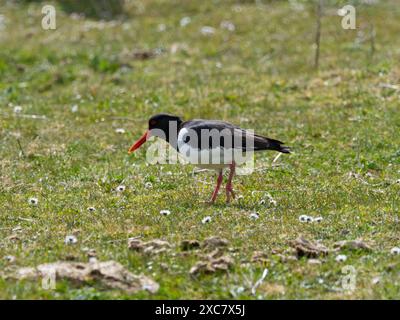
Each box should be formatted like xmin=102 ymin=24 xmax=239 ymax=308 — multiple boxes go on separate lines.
xmin=0 ymin=0 xmax=400 ymax=299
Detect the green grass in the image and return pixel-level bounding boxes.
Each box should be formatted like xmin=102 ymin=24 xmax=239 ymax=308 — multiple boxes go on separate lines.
xmin=1 ymin=0 xmax=400 ymax=299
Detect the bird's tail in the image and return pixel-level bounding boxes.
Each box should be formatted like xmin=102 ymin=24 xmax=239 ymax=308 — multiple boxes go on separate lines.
xmin=266 ymin=138 xmax=291 ymax=154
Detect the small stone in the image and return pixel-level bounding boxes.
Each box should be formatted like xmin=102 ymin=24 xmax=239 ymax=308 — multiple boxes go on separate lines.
xmin=181 ymin=240 xmax=201 ymax=251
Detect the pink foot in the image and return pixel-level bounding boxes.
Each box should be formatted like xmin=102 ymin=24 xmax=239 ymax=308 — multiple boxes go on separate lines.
xmin=209 ymin=170 xmax=223 ymax=204
xmin=225 ymin=162 xmax=236 ymax=203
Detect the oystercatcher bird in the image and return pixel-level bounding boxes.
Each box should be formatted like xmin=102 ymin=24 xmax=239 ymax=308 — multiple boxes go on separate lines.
xmin=129 ymin=114 xmax=290 ymax=203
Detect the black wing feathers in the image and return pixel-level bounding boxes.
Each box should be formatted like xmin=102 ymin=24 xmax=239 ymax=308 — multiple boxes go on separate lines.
xmin=180 ymin=120 xmax=290 ymax=153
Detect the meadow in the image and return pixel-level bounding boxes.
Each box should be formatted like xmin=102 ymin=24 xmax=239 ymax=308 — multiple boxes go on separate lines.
xmin=0 ymin=0 xmax=400 ymax=299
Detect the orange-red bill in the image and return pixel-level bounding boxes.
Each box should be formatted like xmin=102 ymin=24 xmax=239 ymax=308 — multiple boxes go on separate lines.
xmin=128 ymin=130 xmax=148 ymax=153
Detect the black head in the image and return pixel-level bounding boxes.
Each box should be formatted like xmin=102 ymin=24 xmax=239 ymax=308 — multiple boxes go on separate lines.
xmin=128 ymin=113 xmax=182 ymax=153
xmin=148 ymin=113 xmax=182 ymax=132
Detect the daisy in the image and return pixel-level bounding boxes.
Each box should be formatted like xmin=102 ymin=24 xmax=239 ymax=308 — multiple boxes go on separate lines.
xmin=4 ymin=255 xmax=16 ymax=263
xmin=116 ymin=185 xmax=126 ymax=192
xmin=371 ymin=277 xmax=380 ymax=285
xmin=115 ymin=128 xmax=125 ymax=134
xmin=220 ymin=20 xmax=235 ymax=31
xmin=28 ymin=197 xmax=38 ymax=206
xmin=157 ymin=24 xmax=166 ymax=32
xmin=299 ymin=215 xmax=308 ymax=223
xmin=250 ymin=213 xmax=259 ymax=220
xmin=202 ymin=216 xmax=212 ymax=224
xmin=335 ymin=254 xmax=347 ymax=262
xmin=160 ymin=209 xmax=171 ymax=216
xmin=71 ymin=104 xmax=79 ymax=113
xmin=13 ymin=106 xmax=23 ymax=113
xmin=180 ymin=17 xmax=191 ymax=27
xmin=64 ymin=235 xmax=78 ymax=245
xmin=200 ymin=26 xmax=215 ymax=36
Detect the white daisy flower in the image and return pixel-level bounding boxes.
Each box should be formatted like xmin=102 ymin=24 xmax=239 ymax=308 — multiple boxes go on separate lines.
xmin=160 ymin=209 xmax=171 ymax=216
xmin=71 ymin=104 xmax=79 ymax=113
xmin=299 ymin=215 xmax=308 ymax=223
xmin=202 ymin=216 xmax=212 ymax=224
xmin=314 ymin=217 xmax=323 ymax=223
xmin=157 ymin=24 xmax=166 ymax=32
xmin=200 ymin=26 xmax=215 ymax=36
xmin=390 ymin=247 xmax=400 ymax=255
xmin=306 ymin=216 xmax=314 ymax=223
xmin=335 ymin=254 xmax=347 ymax=262
xmin=116 ymin=185 xmax=126 ymax=192
xmin=4 ymin=255 xmax=16 ymax=263
xmin=64 ymin=235 xmax=78 ymax=245
xmin=145 ymin=182 xmax=153 ymax=189
xmin=13 ymin=106 xmax=23 ymax=113
xmin=87 ymin=206 xmax=96 ymax=212
xmin=28 ymin=197 xmax=38 ymax=206
xmin=250 ymin=213 xmax=259 ymax=220
xmin=180 ymin=16 xmax=191 ymax=27
xmin=220 ymin=20 xmax=235 ymax=31
xmin=115 ymin=128 xmax=125 ymax=134
xmin=371 ymin=277 xmax=380 ymax=285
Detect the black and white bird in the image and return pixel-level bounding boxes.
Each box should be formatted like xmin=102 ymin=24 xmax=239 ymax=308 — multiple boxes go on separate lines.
xmin=129 ymin=114 xmax=290 ymax=203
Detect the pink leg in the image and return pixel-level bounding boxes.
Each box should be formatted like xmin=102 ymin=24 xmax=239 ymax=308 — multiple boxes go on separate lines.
xmin=210 ymin=170 xmax=223 ymax=203
xmin=226 ymin=162 xmax=236 ymax=203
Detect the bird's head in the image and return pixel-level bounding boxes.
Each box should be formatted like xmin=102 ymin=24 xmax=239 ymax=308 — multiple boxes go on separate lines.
xmin=128 ymin=114 xmax=182 ymax=153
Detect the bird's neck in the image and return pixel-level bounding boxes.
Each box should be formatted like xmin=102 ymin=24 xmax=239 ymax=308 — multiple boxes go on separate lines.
xmin=160 ymin=120 xmax=182 ymax=150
